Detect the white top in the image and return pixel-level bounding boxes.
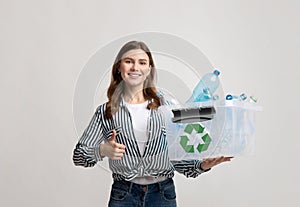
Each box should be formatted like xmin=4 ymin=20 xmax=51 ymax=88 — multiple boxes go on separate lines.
xmin=125 ymin=100 xmax=149 ymax=155
xmin=125 ymin=100 xmax=167 ymax=185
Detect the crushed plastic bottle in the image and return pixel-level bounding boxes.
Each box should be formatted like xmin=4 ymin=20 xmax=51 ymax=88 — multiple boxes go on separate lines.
xmin=186 ymin=70 xmax=220 ymax=103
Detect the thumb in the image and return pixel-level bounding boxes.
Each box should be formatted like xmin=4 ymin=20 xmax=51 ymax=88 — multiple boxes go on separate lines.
xmin=108 ymin=129 xmax=117 ymax=143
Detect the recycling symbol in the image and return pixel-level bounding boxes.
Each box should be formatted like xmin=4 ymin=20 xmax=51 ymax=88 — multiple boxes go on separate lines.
xmin=180 ymin=123 xmax=211 ymax=153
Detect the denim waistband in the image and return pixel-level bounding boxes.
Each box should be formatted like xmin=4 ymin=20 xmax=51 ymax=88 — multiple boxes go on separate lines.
xmin=112 ymin=177 xmax=174 ymax=194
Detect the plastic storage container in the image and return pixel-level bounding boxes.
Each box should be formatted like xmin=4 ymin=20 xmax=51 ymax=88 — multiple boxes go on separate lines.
xmin=159 ymin=100 xmax=262 ymax=160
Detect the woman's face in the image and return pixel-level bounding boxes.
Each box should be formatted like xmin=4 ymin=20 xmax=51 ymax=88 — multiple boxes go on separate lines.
xmin=119 ymin=49 xmax=151 ymax=89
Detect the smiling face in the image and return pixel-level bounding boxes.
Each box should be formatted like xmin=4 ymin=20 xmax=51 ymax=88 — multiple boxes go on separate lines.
xmin=119 ymin=49 xmax=151 ymax=89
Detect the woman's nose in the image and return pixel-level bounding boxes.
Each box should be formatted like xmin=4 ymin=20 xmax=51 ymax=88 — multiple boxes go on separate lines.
xmin=131 ymin=62 xmax=139 ymax=71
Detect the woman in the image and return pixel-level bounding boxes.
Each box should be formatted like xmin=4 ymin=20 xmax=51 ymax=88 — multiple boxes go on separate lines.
xmin=73 ymin=40 xmax=232 ymax=207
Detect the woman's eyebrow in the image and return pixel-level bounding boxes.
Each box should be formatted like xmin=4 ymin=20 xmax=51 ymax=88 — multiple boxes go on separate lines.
xmin=123 ymin=57 xmax=148 ymax=62
xmin=139 ymin=59 xmax=148 ymax=62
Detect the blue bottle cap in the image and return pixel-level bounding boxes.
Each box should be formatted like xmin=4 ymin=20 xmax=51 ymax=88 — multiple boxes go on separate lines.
xmin=226 ymin=94 xmax=233 ymax=100
xmin=213 ymin=69 xmax=220 ymax=76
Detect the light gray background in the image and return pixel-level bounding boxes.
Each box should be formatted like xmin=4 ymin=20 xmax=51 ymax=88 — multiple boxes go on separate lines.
xmin=1 ymin=0 xmax=299 ymax=206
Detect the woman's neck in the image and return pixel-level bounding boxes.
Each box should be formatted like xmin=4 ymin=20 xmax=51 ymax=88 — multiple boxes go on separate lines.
xmin=123 ymin=87 xmax=146 ymax=104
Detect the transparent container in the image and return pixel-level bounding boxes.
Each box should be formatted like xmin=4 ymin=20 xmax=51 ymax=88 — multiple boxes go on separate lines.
xmin=159 ymin=100 xmax=262 ymax=160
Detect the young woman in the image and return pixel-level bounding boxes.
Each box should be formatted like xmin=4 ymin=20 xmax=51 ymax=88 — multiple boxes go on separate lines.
xmin=73 ymin=41 xmax=232 ymax=207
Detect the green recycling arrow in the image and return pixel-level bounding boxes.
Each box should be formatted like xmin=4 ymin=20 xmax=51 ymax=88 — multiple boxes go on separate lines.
xmin=184 ymin=123 xmax=204 ymax=134
xmin=197 ymin=133 xmax=211 ymax=153
xmin=180 ymin=135 xmax=195 ymax=153
xmin=180 ymin=123 xmax=211 ymax=153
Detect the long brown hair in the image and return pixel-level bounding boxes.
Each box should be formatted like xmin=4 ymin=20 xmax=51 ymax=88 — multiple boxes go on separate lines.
xmin=105 ymin=41 xmax=160 ymax=119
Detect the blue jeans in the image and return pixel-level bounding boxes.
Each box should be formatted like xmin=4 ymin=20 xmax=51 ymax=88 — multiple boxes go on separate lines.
xmin=108 ymin=178 xmax=177 ymax=207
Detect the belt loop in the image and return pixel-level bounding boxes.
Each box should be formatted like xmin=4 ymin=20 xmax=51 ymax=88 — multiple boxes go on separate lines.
xmin=157 ymin=181 xmax=162 ymax=193
xmin=129 ymin=181 xmax=133 ymax=194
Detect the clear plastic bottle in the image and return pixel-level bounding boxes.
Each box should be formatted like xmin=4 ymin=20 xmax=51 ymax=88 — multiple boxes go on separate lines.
xmin=225 ymin=93 xmax=247 ymax=101
xmin=157 ymin=90 xmax=180 ymax=106
xmin=186 ymin=70 xmax=220 ymax=102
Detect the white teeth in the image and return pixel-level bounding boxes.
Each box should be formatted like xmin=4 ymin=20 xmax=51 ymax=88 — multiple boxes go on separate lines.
xmin=128 ymin=73 xmax=141 ymax=77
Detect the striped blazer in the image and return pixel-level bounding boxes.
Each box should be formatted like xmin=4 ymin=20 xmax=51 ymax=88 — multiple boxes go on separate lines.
xmin=73 ymin=98 xmax=207 ymax=181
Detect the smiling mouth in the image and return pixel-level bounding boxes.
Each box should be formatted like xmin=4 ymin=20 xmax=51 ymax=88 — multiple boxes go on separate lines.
xmin=128 ymin=73 xmax=142 ymax=77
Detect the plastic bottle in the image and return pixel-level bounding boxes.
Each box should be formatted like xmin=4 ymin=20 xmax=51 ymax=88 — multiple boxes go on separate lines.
xmin=186 ymin=70 xmax=220 ymax=102
xmin=157 ymin=90 xmax=180 ymax=106
xmin=249 ymin=95 xmax=257 ymax=103
xmin=225 ymin=93 xmax=247 ymax=101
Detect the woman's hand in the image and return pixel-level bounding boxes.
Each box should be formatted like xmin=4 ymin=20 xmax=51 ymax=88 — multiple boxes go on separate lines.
xmin=100 ymin=130 xmax=126 ymax=160
xmin=200 ymin=156 xmax=233 ymax=171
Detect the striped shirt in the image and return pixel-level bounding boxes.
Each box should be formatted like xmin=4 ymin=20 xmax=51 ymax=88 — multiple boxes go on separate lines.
xmin=73 ymin=98 xmax=207 ymax=181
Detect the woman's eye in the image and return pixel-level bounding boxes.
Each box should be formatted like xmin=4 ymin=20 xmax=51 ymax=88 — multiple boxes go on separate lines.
xmin=140 ymin=62 xmax=146 ymax=65
xmin=125 ymin=60 xmax=132 ymax=64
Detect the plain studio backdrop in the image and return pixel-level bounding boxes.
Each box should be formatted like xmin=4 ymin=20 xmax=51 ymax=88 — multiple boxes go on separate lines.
xmin=1 ymin=0 xmax=299 ymax=206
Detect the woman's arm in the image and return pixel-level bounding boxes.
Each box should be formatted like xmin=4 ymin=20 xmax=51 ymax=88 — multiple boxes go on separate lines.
xmin=171 ymin=160 xmax=208 ymax=178
xmin=171 ymin=156 xmax=233 ymax=178
xmin=73 ymin=106 xmax=105 ymax=168
xmin=100 ymin=130 xmax=126 ymax=160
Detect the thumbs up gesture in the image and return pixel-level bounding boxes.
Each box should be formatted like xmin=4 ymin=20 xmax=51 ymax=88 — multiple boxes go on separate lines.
xmin=100 ymin=130 xmax=126 ymax=160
